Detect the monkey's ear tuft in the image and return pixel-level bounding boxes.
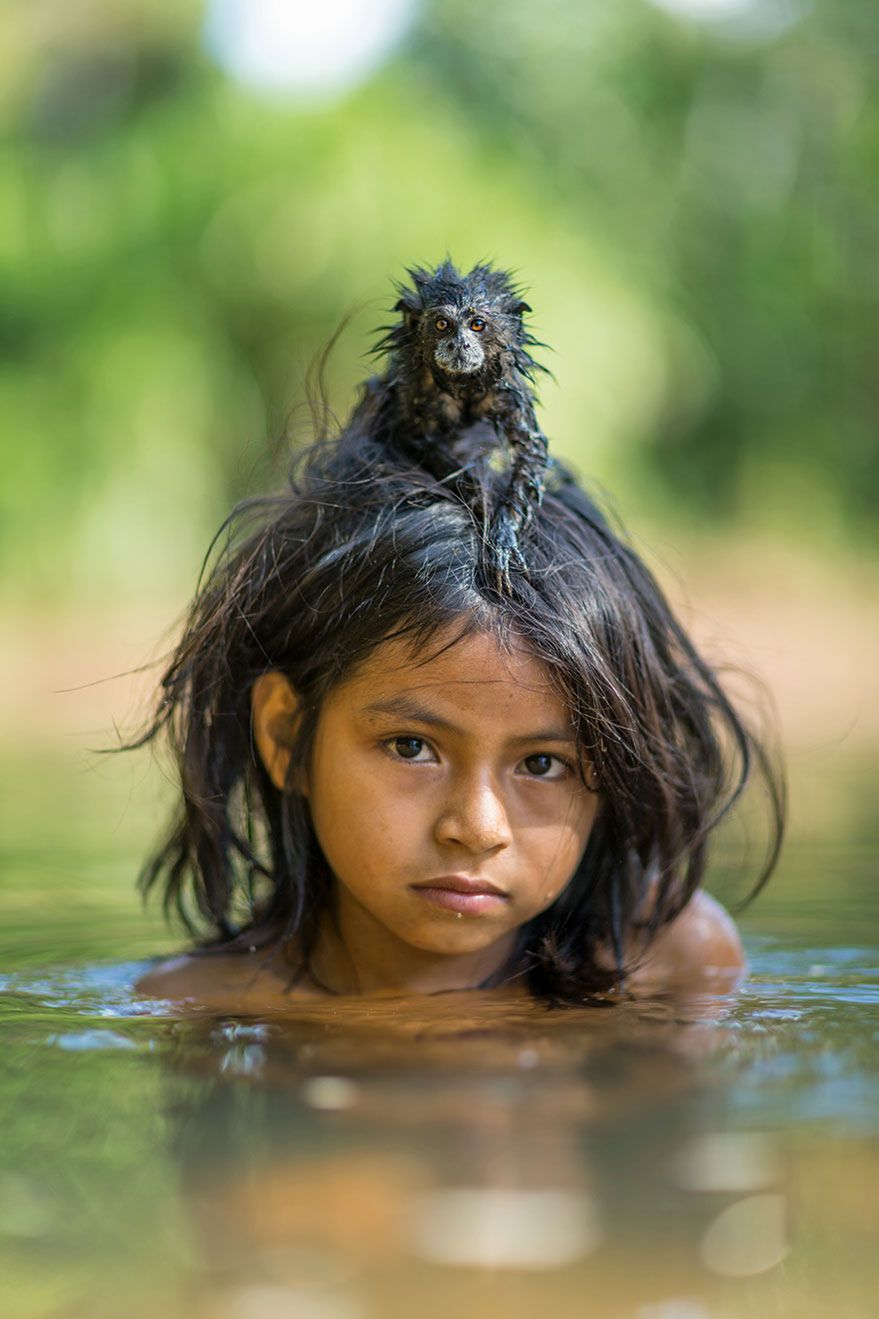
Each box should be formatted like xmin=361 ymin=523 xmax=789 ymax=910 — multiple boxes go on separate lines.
xmin=514 ymin=300 xmax=532 ymax=315
xmin=394 ymin=298 xmax=422 ymax=334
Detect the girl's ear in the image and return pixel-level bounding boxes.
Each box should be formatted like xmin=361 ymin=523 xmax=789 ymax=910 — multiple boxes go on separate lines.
xmin=251 ymin=671 xmax=304 ymax=793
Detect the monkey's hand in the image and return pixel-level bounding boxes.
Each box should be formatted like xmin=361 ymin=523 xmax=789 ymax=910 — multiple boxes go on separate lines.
xmin=488 ymin=503 xmax=529 ymax=594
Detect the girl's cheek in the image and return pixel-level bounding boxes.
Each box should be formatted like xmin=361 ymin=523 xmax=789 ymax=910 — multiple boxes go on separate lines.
xmin=522 ymin=784 xmax=591 ymax=830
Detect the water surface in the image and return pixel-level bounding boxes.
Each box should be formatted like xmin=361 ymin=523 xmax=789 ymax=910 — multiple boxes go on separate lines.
xmin=1 ymin=748 xmax=877 ymax=1318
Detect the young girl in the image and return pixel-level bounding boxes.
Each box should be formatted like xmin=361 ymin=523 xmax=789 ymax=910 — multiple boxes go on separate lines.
xmin=136 ymin=265 xmax=783 ymax=1010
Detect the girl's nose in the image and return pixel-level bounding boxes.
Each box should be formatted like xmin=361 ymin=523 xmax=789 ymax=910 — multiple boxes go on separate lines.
xmin=434 ymin=777 xmax=513 ymax=855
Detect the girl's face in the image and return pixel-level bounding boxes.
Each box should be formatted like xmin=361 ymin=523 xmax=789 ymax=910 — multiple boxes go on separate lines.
xmin=293 ymin=626 xmax=599 ymax=991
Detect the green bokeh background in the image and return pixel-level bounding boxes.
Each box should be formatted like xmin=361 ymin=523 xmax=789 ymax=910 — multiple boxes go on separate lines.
xmin=2 ymin=10 xmax=878 ymax=1314
xmin=3 ymin=0 xmax=877 ymax=613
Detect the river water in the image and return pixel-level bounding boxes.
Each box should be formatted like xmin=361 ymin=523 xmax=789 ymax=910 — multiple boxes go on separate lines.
xmin=1 ymin=747 xmax=877 ymax=1318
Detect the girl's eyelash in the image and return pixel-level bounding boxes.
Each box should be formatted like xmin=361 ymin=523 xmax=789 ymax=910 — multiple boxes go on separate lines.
xmin=518 ymin=754 xmax=573 ymax=780
xmin=381 ymin=738 xmax=573 ymax=779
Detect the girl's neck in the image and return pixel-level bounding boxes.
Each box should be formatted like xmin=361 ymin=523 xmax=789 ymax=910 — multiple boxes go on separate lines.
xmin=309 ymin=906 xmax=520 ymax=997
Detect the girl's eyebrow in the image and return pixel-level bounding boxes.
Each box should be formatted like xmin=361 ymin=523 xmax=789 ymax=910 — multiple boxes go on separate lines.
xmin=360 ymin=694 xmax=575 ymax=743
xmin=362 ymin=696 xmax=454 ymax=731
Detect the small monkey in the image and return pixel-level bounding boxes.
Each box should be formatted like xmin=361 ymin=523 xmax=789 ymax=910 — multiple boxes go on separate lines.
xmin=348 ymin=259 xmax=550 ymax=589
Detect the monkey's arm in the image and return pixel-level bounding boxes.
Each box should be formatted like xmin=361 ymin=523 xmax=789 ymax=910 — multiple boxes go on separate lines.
xmin=489 ymin=386 xmax=550 ymax=589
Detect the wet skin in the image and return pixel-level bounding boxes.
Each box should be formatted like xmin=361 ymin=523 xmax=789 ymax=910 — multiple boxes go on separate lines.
xmin=138 ymin=629 xmax=745 ymax=1009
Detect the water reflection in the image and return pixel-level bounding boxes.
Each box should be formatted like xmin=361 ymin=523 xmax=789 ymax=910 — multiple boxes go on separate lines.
xmin=111 ymin=988 xmax=784 ymax=1318
xmin=1 ymin=919 xmax=878 ymax=1315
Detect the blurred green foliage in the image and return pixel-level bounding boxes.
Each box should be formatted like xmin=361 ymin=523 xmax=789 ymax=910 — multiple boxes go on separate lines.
xmin=1 ymin=0 xmax=877 ymax=608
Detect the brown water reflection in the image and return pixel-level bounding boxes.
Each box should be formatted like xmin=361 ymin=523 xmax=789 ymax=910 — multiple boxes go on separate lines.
xmin=140 ymin=993 xmax=794 ymax=1319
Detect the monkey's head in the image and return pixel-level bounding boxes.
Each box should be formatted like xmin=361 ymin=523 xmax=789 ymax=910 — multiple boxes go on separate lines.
xmin=384 ymin=259 xmax=537 ymax=381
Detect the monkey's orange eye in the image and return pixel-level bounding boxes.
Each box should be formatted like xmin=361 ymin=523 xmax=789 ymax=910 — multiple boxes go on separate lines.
xmin=435 ymin=317 xmax=449 ymax=332
xmin=470 ymin=317 xmax=486 ymax=332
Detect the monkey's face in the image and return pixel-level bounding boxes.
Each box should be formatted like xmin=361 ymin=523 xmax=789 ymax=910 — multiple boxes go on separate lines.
xmin=425 ymin=306 xmax=499 ymax=377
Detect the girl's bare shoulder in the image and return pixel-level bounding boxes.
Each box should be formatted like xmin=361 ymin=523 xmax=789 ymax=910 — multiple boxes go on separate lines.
xmin=627 ymin=890 xmax=746 ymax=993
xmin=135 ymin=950 xmax=317 ymax=1011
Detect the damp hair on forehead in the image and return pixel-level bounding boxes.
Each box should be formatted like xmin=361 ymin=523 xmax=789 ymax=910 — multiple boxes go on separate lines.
xmin=126 ymin=419 xmax=784 ymax=1004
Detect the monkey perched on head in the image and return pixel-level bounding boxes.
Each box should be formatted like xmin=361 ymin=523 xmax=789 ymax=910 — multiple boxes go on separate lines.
xmin=347 ymin=259 xmax=550 ymax=590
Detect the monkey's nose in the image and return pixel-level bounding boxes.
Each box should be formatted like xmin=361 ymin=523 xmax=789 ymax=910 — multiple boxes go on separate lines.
xmin=435 ymin=339 xmax=483 ymax=375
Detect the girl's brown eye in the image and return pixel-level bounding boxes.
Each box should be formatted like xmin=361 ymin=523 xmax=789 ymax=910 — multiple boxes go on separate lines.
xmin=470 ymin=317 xmax=486 ymax=332
xmin=392 ymin=737 xmax=427 ymax=760
xmin=435 ymin=318 xmax=449 ymax=332
xmin=521 ymin=754 xmax=567 ymax=780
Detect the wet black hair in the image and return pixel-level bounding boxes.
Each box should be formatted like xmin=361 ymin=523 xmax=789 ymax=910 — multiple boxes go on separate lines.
xmin=133 ymin=414 xmax=784 ymax=1003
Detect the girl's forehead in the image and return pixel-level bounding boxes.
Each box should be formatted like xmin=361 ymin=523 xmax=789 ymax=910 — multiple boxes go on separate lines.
xmin=343 ymin=628 xmax=568 ymax=717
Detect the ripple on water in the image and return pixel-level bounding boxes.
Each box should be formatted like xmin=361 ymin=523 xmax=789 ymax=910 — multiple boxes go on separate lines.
xmin=46 ymin=1028 xmax=144 ymax=1052
xmin=1 ymin=943 xmax=878 ymax=1134
xmin=0 ymin=960 xmax=175 ymax=1017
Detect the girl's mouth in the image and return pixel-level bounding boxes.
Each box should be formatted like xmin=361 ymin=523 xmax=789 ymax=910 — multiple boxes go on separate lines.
xmin=410 ymin=876 xmax=509 ymax=916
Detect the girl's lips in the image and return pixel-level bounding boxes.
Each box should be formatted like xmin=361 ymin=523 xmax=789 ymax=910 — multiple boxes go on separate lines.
xmin=411 ymin=877 xmax=509 ymax=916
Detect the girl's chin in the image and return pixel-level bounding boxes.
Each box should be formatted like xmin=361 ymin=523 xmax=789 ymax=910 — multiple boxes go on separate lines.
xmin=397 ymin=922 xmax=516 ymax=960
